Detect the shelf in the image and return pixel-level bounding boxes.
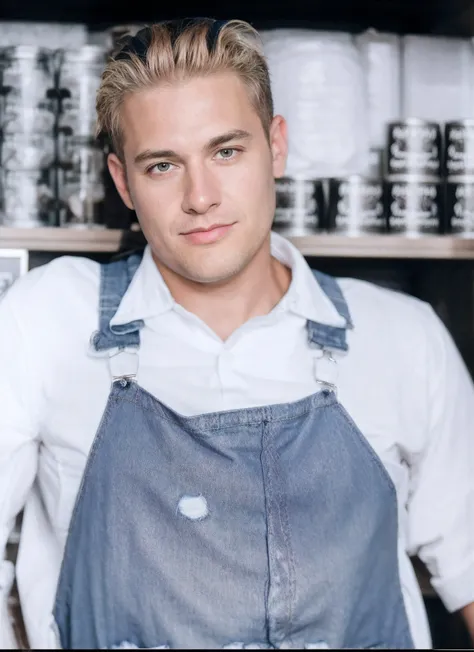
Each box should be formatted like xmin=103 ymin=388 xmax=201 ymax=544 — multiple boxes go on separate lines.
xmin=3 ymin=227 xmax=474 ymax=259
xmin=1 ymin=1 xmax=469 ymax=38
xmin=287 ymin=234 xmax=474 ymax=259
xmin=0 ymin=227 xmax=123 ymax=252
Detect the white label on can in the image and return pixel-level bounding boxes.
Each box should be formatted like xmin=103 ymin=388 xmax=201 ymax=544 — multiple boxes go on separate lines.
xmin=390 ymin=183 xmax=439 ymax=233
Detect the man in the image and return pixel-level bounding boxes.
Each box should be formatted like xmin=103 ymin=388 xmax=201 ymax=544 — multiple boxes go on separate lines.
xmin=0 ymin=17 xmax=473 ymax=650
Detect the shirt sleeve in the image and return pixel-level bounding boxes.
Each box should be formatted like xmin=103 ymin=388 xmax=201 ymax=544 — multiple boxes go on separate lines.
xmin=0 ymin=286 xmax=41 ymax=648
xmin=406 ymin=304 xmax=474 ymax=613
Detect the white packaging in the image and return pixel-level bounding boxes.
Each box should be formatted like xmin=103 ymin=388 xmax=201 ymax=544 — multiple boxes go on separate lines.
xmin=260 ymin=29 xmax=370 ymax=179
xmin=402 ymin=35 xmax=474 ymax=123
xmin=356 ymin=29 xmax=401 ymax=150
xmin=0 ymin=21 xmax=87 ymax=49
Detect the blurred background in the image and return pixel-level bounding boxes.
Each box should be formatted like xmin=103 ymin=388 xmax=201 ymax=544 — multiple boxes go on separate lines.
xmin=1 ymin=0 xmax=474 ymax=648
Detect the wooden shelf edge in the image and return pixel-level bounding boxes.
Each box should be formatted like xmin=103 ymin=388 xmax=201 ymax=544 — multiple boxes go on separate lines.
xmin=287 ymin=234 xmax=474 ymax=259
xmin=0 ymin=227 xmax=123 ymax=252
xmin=2 ymin=228 xmax=474 ymax=259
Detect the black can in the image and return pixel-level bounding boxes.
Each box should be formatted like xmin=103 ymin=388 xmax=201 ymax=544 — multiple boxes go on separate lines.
xmin=386 ymin=119 xmax=441 ymax=179
xmin=273 ymin=177 xmax=325 ymax=235
xmin=327 ymin=176 xmax=385 ymax=235
xmin=445 ymin=177 xmax=474 ymax=235
xmin=385 ymin=177 xmax=443 ymax=235
xmin=445 ymin=120 xmax=474 ymax=178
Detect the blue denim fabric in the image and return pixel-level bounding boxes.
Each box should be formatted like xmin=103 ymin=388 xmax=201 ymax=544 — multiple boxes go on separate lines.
xmin=53 ymin=255 xmax=413 ymax=650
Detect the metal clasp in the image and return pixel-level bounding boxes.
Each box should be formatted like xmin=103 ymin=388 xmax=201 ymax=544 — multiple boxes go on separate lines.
xmin=313 ymin=348 xmax=338 ymax=396
xmin=108 ymin=349 xmax=139 ymax=384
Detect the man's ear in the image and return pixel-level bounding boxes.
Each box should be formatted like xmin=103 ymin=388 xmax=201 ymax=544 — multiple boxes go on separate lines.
xmin=107 ymin=153 xmax=134 ymax=210
xmin=269 ymin=115 xmax=288 ymax=179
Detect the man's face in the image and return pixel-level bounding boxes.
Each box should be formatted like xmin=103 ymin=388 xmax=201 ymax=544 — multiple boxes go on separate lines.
xmin=108 ymin=72 xmax=287 ymax=284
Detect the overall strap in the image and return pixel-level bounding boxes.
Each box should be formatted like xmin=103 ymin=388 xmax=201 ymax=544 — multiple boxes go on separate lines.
xmin=90 ymin=253 xmax=145 ymax=353
xmin=307 ymin=270 xmax=354 ymax=353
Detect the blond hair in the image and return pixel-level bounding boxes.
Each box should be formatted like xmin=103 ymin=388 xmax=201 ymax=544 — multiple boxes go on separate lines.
xmin=95 ymin=18 xmax=273 ymax=160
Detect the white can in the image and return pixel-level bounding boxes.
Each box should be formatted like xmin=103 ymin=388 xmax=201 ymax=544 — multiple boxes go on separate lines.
xmin=57 ymin=145 xmax=105 ymax=228
xmin=0 ymin=168 xmax=55 ymax=227
xmin=57 ymin=46 xmax=107 ymax=141
xmin=1 ymin=132 xmax=54 ymax=169
xmin=0 ymin=46 xmax=54 ymax=115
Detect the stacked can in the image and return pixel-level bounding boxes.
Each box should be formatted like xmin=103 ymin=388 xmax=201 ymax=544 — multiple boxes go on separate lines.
xmin=273 ymin=175 xmax=386 ymax=237
xmin=56 ymin=46 xmax=107 ymax=228
xmin=325 ymin=148 xmax=385 ymax=236
xmin=273 ymin=177 xmax=325 ymax=235
xmin=384 ymin=118 xmax=444 ymax=236
xmin=444 ymin=120 xmax=474 ymax=237
xmin=325 ymin=175 xmax=385 ymax=236
xmin=0 ymin=46 xmax=56 ymax=227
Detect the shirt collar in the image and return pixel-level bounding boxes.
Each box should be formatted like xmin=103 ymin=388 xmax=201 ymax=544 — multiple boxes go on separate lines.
xmin=110 ymin=245 xmax=174 ymax=327
xmin=110 ymin=232 xmax=347 ymax=329
xmin=269 ymin=231 xmax=347 ymax=328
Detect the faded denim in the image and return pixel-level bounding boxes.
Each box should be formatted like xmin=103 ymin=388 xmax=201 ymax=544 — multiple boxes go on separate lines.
xmin=53 ymin=254 xmax=414 ymax=650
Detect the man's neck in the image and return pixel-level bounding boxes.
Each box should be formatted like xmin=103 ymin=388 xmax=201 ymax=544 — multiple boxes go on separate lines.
xmin=153 ymin=241 xmax=292 ymax=341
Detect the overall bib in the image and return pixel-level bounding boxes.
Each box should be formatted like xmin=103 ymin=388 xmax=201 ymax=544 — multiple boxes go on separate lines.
xmin=53 ymin=253 xmax=414 ymax=650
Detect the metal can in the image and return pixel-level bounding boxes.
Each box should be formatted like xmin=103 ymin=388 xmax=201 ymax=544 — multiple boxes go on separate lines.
xmin=1 ymin=132 xmax=54 ymax=169
xmin=327 ymin=175 xmax=385 ymax=235
xmin=57 ymin=145 xmax=105 ymax=228
xmin=384 ymin=176 xmax=443 ymax=235
xmin=1 ymin=106 xmax=55 ymax=135
xmin=386 ymin=118 xmax=441 ymax=179
xmin=0 ymin=46 xmax=54 ymax=127
xmin=273 ymin=177 xmax=325 ymax=235
xmin=444 ymin=120 xmax=474 ymax=178
xmin=0 ymin=167 xmax=56 ymax=227
xmin=57 ymin=46 xmax=107 ymax=144
xmin=445 ymin=176 xmax=474 ymax=236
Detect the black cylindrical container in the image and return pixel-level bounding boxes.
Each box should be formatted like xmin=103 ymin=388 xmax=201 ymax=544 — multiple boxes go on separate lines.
xmin=444 ymin=120 xmax=474 ymax=178
xmin=445 ymin=176 xmax=474 ymax=235
xmin=273 ymin=177 xmax=325 ymax=235
xmin=384 ymin=176 xmax=443 ymax=235
xmin=327 ymin=176 xmax=385 ymax=235
xmin=386 ymin=118 xmax=441 ymax=179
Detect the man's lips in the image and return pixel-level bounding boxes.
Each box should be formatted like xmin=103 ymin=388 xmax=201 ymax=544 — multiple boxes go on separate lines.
xmin=181 ymin=223 xmax=235 ymax=245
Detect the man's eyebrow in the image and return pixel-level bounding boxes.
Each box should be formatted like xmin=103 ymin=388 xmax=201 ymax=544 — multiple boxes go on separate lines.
xmin=134 ymin=149 xmax=182 ymax=165
xmin=205 ymin=129 xmax=253 ymax=151
xmin=134 ymin=129 xmax=253 ymax=165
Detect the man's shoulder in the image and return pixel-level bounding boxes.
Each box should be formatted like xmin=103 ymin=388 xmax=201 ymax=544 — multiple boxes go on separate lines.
xmin=1 ymin=254 xmax=101 ymax=318
xmin=336 ymin=275 xmax=441 ymax=350
xmin=337 ymin=275 xmax=430 ymax=315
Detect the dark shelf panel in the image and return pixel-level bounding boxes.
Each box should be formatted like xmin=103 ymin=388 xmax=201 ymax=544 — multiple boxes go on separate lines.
xmin=0 ymin=0 xmax=474 ymax=37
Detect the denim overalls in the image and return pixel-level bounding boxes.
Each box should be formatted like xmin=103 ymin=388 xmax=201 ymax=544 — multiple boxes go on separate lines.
xmin=53 ymin=253 xmax=414 ymax=650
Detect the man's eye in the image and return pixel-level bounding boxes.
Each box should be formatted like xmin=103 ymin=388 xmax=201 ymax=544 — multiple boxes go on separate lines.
xmin=148 ymin=162 xmax=172 ymax=174
xmin=218 ymin=148 xmax=235 ymax=159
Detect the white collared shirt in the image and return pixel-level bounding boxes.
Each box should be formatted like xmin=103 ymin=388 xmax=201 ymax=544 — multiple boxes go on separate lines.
xmin=0 ymin=232 xmax=473 ymax=649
